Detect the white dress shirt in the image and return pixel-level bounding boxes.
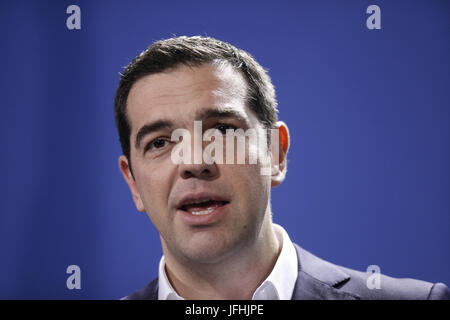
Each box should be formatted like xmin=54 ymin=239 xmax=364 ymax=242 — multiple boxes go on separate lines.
xmin=158 ymin=224 xmax=298 ymax=300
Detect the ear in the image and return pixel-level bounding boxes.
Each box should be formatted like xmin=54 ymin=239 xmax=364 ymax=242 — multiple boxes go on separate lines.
xmin=271 ymin=121 xmax=290 ymax=187
xmin=119 ymin=155 xmax=146 ymax=212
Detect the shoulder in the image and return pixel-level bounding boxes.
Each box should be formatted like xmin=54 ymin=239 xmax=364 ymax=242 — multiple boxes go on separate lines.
xmin=121 ymin=277 xmax=159 ymax=300
xmin=293 ymin=243 xmax=449 ymax=300
xmin=338 ymin=265 xmax=449 ymax=300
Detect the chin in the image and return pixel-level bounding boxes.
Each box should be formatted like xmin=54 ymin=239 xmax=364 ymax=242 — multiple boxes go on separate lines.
xmin=179 ymin=232 xmax=236 ymax=265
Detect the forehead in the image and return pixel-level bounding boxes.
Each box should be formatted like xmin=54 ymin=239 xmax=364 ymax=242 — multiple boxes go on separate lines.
xmin=126 ymin=62 xmax=250 ymax=131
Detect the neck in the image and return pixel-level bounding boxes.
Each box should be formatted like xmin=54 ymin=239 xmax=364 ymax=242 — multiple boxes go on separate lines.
xmin=162 ymin=215 xmax=281 ymax=300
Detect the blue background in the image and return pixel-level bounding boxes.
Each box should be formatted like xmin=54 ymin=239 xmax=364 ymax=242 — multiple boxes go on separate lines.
xmin=0 ymin=0 xmax=449 ymax=299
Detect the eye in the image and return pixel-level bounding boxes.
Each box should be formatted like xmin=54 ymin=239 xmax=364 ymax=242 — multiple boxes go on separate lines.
xmin=215 ymin=123 xmax=237 ymax=134
xmin=145 ymin=138 xmax=169 ymax=153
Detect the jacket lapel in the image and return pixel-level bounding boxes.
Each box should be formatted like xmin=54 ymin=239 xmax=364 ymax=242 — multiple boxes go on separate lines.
xmin=292 ymin=243 xmax=360 ymax=300
xmin=125 ymin=277 xmax=158 ymax=300
xmin=146 ymin=277 xmax=159 ymax=300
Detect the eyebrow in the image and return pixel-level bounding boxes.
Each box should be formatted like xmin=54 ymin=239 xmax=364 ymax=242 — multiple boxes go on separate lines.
xmin=195 ymin=108 xmax=248 ymax=125
xmin=135 ymin=120 xmax=175 ymax=149
xmin=134 ymin=108 xmax=249 ymax=150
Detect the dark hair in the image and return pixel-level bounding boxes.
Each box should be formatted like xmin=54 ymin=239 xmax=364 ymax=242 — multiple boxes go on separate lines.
xmin=114 ymin=36 xmax=278 ymax=164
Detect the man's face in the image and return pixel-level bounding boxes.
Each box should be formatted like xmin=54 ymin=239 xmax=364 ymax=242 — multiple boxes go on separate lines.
xmin=120 ymin=63 xmax=274 ymax=264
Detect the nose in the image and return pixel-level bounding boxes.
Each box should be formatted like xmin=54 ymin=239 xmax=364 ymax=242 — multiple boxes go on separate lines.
xmin=178 ymin=161 xmax=219 ymax=180
xmin=175 ymin=123 xmax=221 ymax=180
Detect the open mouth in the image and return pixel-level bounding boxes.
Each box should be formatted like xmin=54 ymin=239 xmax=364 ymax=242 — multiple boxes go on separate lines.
xmin=179 ymin=200 xmax=229 ymax=216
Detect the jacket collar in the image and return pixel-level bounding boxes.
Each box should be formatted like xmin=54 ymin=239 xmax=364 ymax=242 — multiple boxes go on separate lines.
xmin=292 ymin=243 xmax=359 ymax=300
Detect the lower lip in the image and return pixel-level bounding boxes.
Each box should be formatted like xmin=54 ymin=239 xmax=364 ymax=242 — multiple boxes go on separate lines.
xmin=177 ymin=203 xmax=229 ymax=226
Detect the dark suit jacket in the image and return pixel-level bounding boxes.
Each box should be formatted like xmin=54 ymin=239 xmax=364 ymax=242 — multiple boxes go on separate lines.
xmin=123 ymin=243 xmax=450 ymax=300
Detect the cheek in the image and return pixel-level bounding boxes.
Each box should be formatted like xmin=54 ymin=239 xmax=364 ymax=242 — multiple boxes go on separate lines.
xmin=134 ymin=163 xmax=172 ymax=212
xmin=226 ymin=164 xmax=271 ymax=210
xmin=136 ymin=168 xmax=174 ymax=237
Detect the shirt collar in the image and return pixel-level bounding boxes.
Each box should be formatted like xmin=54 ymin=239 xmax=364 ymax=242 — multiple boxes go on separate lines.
xmin=252 ymin=224 xmax=298 ymax=300
xmin=158 ymin=224 xmax=298 ymax=300
xmin=158 ymin=256 xmax=183 ymax=300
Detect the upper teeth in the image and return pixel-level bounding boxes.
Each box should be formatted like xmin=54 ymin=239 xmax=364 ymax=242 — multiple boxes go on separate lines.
xmin=190 ymin=207 xmax=216 ymax=215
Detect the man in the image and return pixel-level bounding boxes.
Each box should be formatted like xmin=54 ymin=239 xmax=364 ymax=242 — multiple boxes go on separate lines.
xmin=115 ymin=36 xmax=449 ymax=300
